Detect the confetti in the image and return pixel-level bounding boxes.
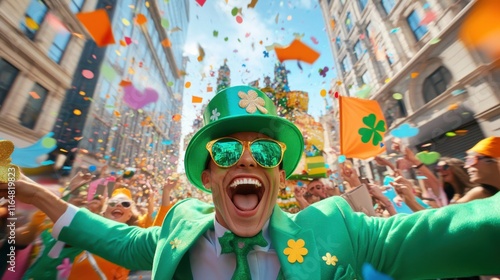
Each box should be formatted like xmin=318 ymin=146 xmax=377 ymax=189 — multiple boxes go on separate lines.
xmin=76 ymin=9 xmax=116 ymax=47
xmin=274 ymin=39 xmax=320 ymax=64
xmin=82 ymin=69 xmax=94 ymax=79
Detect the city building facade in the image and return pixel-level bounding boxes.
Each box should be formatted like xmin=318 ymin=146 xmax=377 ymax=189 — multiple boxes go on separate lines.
xmin=0 ymin=0 xmax=98 ymax=146
xmin=320 ymin=0 xmax=499 ymax=182
xmin=72 ymin=0 xmax=189 ymax=178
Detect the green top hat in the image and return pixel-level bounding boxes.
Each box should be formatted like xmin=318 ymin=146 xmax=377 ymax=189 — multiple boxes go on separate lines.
xmin=185 ymin=85 xmax=304 ymax=193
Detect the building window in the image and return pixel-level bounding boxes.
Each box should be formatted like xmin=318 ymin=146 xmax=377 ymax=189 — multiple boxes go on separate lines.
xmin=361 ymin=71 xmax=371 ymax=85
xmin=384 ymin=97 xmax=407 ymax=129
xmin=407 ymin=10 xmax=428 ymax=41
xmin=365 ymin=22 xmax=374 ymax=38
xmin=341 ymin=56 xmax=352 ymax=73
xmin=48 ymin=32 xmax=71 ymax=63
xmin=70 ymin=0 xmax=85 ymax=13
xmin=345 ymin=12 xmax=354 ymax=33
xmin=423 ymin=66 xmax=452 ymax=103
xmin=335 ymin=35 xmax=342 ymax=49
xmin=358 ymin=0 xmax=368 ymax=11
xmin=20 ymin=0 xmax=48 ymax=40
xmin=381 ymin=0 xmax=396 ymax=15
xmin=0 ymin=59 xmax=20 ymax=108
xmin=20 ymin=83 xmax=48 ymax=129
xmin=353 ymin=40 xmax=364 ymax=61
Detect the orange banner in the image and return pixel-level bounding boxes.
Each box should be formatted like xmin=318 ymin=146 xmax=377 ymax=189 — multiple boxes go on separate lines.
xmin=339 ymin=96 xmax=386 ymax=159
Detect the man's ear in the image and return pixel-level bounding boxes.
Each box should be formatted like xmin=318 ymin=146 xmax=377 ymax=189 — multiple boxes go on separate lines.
xmin=201 ymin=170 xmax=211 ymax=190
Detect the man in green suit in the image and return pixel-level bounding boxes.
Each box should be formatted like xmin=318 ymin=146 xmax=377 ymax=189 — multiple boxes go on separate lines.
xmin=2 ymin=85 xmax=500 ymax=279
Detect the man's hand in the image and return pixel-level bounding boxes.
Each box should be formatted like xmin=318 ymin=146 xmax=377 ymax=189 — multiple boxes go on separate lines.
xmin=0 ymin=173 xmax=39 ymax=205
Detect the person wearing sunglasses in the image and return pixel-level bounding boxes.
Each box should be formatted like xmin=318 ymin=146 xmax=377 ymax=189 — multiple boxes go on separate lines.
xmin=434 ymin=157 xmax=477 ymax=204
xmin=102 ymin=188 xmax=139 ymax=226
xmin=3 ymin=86 xmax=500 ymax=279
xmin=457 ymin=136 xmax=500 ymax=204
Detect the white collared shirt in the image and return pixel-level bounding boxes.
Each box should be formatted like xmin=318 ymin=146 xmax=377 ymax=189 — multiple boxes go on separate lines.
xmin=190 ymin=218 xmax=280 ymax=280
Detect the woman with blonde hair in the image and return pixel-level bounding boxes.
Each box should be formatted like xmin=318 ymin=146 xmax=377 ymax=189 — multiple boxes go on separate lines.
xmin=435 ymin=157 xmax=477 ymax=204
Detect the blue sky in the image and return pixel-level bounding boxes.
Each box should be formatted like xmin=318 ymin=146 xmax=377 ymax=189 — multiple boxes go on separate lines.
xmin=180 ymin=0 xmax=337 ymax=139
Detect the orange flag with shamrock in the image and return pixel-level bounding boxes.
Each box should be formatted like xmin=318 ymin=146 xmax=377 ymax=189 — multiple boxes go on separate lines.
xmin=339 ymin=96 xmax=386 ymax=159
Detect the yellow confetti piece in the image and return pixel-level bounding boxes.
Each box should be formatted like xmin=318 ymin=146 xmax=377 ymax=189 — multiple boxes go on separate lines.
xmin=73 ymin=109 xmax=82 ymax=115
xmin=79 ymin=91 xmax=86 ymax=96
xmin=385 ymin=78 xmax=391 ymax=83
xmin=145 ymin=1 xmax=150 ymax=7
xmin=25 ymin=17 xmax=39 ymax=30
xmin=185 ymin=81 xmax=191 ymax=88
xmin=122 ymin=18 xmax=130 ymax=26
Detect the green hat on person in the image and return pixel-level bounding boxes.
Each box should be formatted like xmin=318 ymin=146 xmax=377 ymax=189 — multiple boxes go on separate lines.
xmin=185 ymin=85 xmax=304 ymax=193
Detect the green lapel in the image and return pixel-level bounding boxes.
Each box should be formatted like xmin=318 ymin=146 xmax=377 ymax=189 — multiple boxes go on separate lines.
xmin=270 ymin=205 xmax=321 ymax=280
xmin=152 ymin=203 xmax=215 ymax=280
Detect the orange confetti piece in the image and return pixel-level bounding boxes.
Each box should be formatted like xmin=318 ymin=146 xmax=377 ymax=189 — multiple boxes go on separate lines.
xmin=192 ymin=96 xmax=203 ymax=103
xmin=29 ymin=91 xmax=40 ymax=99
xmin=207 ymin=86 xmax=213 ymax=92
xmin=274 ymin=39 xmax=320 ymax=64
xmin=330 ymin=19 xmax=335 ymax=29
xmin=448 ymin=103 xmax=459 ymax=111
xmin=135 ymin=13 xmax=147 ymax=25
xmin=119 ymin=80 xmax=132 ymax=87
xmin=114 ymin=110 xmax=121 ymax=117
xmin=185 ymin=81 xmax=191 ymax=88
xmin=460 ymin=0 xmax=500 ymax=60
xmin=161 ymin=38 xmax=171 ymax=47
xmin=76 ymin=9 xmax=115 ymax=47
xmin=172 ymin=114 xmax=181 ymax=121
xmin=74 ymin=137 xmax=83 ymax=141
xmin=411 ymin=72 xmax=419 ymax=78
xmin=120 ymin=39 xmax=127 ymax=46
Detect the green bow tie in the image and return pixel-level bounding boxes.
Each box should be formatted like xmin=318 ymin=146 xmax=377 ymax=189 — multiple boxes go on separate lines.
xmin=218 ymin=231 xmax=268 ymax=280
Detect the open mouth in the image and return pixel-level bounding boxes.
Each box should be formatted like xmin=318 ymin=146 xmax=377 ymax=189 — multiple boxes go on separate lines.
xmin=111 ymin=209 xmax=124 ymax=220
xmin=228 ymin=177 xmax=264 ymax=212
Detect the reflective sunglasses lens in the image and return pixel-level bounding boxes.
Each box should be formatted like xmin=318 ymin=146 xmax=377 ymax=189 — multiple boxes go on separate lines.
xmin=121 ymin=201 xmax=131 ymax=208
xmin=211 ymin=139 xmax=243 ymax=167
xmin=108 ymin=202 xmax=117 ymax=207
xmin=250 ymin=140 xmax=282 ymax=167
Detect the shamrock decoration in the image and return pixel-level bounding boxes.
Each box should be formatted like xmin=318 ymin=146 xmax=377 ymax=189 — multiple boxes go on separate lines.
xmin=322 ymin=252 xmax=338 ymax=266
xmin=210 ymin=108 xmax=220 ymax=121
xmin=319 ymin=66 xmax=329 ymax=77
xmin=238 ymin=90 xmax=268 ymax=114
xmin=358 ymin=113 xmax=386 ymax=146
xmin=283 ymin=239 xmax=308 ymax=263
xmin=170 ymin=238 xmax=182 ymax=249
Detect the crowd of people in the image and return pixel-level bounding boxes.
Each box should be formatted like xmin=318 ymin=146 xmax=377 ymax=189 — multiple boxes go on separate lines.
xmin=1 ymin=85 xmax=499 ymax=279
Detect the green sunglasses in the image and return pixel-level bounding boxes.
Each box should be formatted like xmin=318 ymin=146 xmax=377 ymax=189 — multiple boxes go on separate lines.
xmin=206 ymin=137 xmax=287 ymax=168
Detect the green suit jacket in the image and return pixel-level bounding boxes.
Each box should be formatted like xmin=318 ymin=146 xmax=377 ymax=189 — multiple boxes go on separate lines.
xmin=57 ymin=194 xmax=500 ymax=279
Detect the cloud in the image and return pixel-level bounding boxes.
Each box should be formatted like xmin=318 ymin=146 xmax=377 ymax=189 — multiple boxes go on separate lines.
xmin=390 ymin=123 xmax=419 ymax=138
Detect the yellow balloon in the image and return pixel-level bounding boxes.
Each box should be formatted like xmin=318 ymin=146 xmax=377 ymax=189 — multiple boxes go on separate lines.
xmin=320 ymin=89 xmax=327 ymax=97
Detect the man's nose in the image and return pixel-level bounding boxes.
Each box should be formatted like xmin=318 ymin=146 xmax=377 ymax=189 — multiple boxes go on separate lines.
xmin=237 ymin=146 xmax=256 ymax=167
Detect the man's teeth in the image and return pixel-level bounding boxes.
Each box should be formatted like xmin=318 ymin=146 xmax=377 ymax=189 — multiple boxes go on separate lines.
xmin=229 ymin=178 xmax=262 ymax=188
